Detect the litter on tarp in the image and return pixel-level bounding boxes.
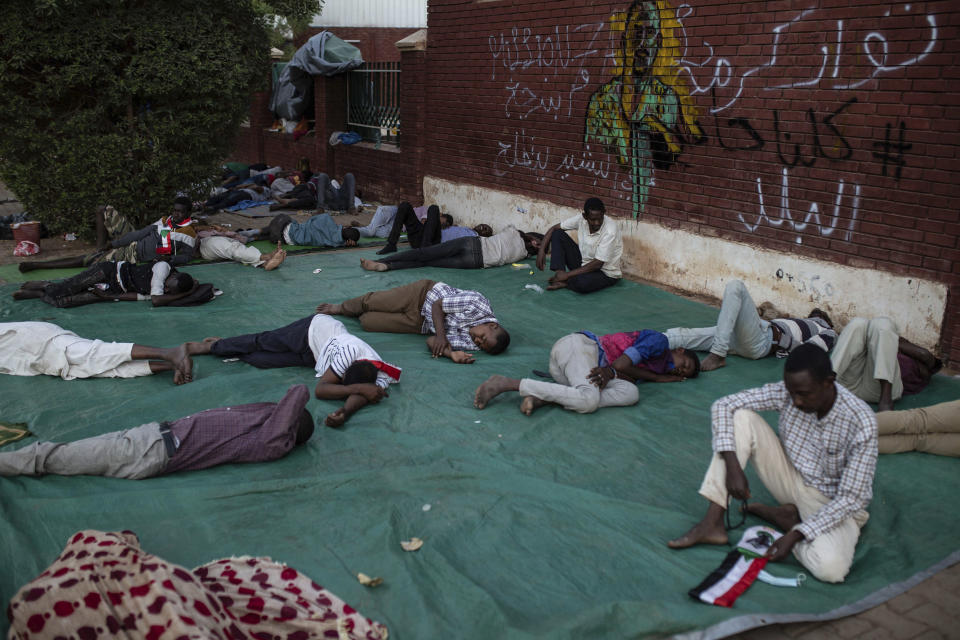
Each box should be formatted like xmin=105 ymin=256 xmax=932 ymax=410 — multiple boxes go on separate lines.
xmin=357 ymin=573 xmax=384 ymax=587
xmin=400 ymin=538 xmax=423 ymax=552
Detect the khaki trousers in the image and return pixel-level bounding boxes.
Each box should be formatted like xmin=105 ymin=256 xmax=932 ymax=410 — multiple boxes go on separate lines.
xmin=699 ymin=410 xmax=868 ymax=583
xmin=340 ymin=279 xmax=436 ymax=334
xmin=877 ymin=399 xmax=960 ymax=456
xmin=0 ymin=422 xmax=168 ymax=479
xmin=518 ymin=333 xmax=639 ymax=413
xmin=831 ymin=317 xmax=903 ymax=403
xmin=199 ymin=236 xmax=263 ymax=266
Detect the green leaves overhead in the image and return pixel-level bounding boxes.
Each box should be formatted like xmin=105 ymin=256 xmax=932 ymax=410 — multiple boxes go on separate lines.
xmin=0 ymin=0 xmax=320 ymax=233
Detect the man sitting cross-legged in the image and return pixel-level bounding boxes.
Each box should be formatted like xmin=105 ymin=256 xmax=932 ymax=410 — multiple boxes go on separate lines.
xmin=0 ymin=384 xmax=312 ymax=479
xmin=830 ymin=316 xmax=941 ymax=411
xmin=0 ymin=321 xmax=194 ymax=384
xmin=263 ymin=212 xmax=360 ymax=248
xmin=13 ymin=260 xmax=197 ymax=308
xmin=474 ymin=328 xmax=699 ymax=415
xmin=665 ymin=279 xmax=836 ymax=372
xmin=317 ymin=279 xmax=509 ymax=364
xmin=184 ymin=314 xmax=400 ymax=427
xmin=360 ymin=226 xmax=542 ymax=272
xmin=668 ymin=343 xmax=877 ymax=584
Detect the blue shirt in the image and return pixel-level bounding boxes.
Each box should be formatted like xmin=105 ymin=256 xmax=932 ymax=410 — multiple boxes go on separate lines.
xmin=286 ymin=214 xmax=343 ymax=247
xmin=441 ymin=226 xmax=478 ymax=243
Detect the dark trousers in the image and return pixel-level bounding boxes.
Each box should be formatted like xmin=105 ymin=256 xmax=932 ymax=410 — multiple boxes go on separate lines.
xmin=386 ymin=203 xmax=441 ymax=248
xmin=548 ymin=229 xmax=619 ymax=294
xmin=279 ymin=183 xmax=317 ymax=209
xmin=210 ymin=315 xmax=314 ymax=368
xmin=380 ymin=236 xmax=483 ymax=270
xmin=312 ymin=172 xmax=355 ymax=211
xmin=205 ymin=191 xmax=248 ymax=210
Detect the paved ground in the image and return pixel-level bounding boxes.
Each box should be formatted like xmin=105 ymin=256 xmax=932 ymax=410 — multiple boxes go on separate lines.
xmin=733 ymin=561 xmax=960 ymax=639
xmin=1 ymin=182 xmax=958 ymax=639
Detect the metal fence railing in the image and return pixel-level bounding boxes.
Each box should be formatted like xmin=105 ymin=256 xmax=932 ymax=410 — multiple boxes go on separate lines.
xmin=347 ymin=62 xmax=401 ymax=146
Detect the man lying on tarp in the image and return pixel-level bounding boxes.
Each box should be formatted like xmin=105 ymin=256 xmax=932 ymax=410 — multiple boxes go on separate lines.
xmin=668 ymin=343 xmax=877 ymax=583
xmin=472 ymin=328 xmax=699 ymax=415
xmin=184 ymin=314 xmax=400 ymax=427
xmin=262 ymin=212 xmax=360 ymax=248
xmin=0 ymin=385 xmax=312 ymax=479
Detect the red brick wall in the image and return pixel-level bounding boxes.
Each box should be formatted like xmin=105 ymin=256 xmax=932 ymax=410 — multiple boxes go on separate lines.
xmin=425 ymin=0 xmax=960 ymax=364
xmin=229 ymin=37 xmax=426 ymax=206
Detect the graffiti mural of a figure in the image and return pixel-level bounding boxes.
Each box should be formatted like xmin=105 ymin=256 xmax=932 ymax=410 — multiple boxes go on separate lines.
xmin=586 ymin=0 xmax=704 ymax=218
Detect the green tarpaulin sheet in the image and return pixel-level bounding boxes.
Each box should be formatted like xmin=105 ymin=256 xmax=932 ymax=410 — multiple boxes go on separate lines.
xmin=1 ymin=250 xmax=958 ymax=639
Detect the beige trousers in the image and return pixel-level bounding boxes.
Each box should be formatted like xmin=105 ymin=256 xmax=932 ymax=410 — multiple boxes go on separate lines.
xmin=877 ymin=399 xmax=960 ymax=456
xmin=831 ymin=317 xmax=903 ymax=403
xmin=518 ymin=333 xmax=639 ymax=413
xmin=199 ymin=236 xmax=263 ymax=266
xmin=699 ymin=410 xmax=868 ymax=583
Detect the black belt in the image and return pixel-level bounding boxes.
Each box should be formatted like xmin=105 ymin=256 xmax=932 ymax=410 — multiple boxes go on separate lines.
xmin=158 ymin=422 xmax=178 ymax=457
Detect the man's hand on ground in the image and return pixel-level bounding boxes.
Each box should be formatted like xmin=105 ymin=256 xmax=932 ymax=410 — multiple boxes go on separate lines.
xmin=450 ymin=350 xmax=476 ymax=364
xmin=431 ymin=335 xmax=451 ymax=358
xmin=325 ymin=408 xmax=347 ymax=428
xmin=356 ymin=384 xmax=387 ymax=404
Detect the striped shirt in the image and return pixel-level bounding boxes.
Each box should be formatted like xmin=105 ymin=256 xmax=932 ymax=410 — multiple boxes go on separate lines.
xmin=421 ymin=282 xmax=498 ymax=350
xmin=308 ymin=315 xmax=393 ymax=389
xmin=770 ymin=317 xmax=836 ymax=357
xmin=711 ymin=381 xmax=877 ymax=540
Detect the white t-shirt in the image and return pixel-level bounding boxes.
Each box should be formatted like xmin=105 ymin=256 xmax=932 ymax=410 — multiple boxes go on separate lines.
xmin=559 ymin=213 xmax=622 ymax=278
xmin=480 ymin=226 xmax=528 ymax=267
xmin=307 ymin=315 xmax=393 ymax=388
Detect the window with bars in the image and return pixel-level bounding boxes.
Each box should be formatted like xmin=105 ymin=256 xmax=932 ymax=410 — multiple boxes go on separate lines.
xmin=347 ymin=62 xmax=401 ymax=147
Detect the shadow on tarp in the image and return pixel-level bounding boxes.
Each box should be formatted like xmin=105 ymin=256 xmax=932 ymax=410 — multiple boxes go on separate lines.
xmin=0 ymin=250 xmax=958 ymax=639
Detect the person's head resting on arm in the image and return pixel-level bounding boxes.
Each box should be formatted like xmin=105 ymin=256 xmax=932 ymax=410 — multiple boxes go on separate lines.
xmin=783 ymin=342 xmax=837 ymax=416
xmin=441 ymin=213 xmax=454 ymax=229
xmin=165 ymin=273 xmax=196 ymax=294
xmin=294 ymin=408 xmax=315 ymax=446
xmin=583 ymin=197 xmax=606 ymax=233
xmin=341 ymin=226 xmax=360 ymax=247
xmin=521 ymin=231 xmax=544 ymax=256
xmin=469 ymin=322 xmax=510 ymax=355
xmin=342 ymin=360 xmax=379 ymax=386
xmin=670 ymin=347 xmax=700 ymax=379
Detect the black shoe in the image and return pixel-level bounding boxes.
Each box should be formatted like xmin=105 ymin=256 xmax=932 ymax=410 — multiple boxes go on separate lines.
xmin=376 ymin=244 xmax=397 ymax=255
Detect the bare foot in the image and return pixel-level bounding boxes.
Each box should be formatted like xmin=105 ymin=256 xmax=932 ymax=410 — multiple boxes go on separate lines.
xmin=700 ymin=353 xmax=726 ymax=372
xmin=360 ymin=258 xmax=388 ymax=272
xmin=263 ymin=248 xmax=286 ymax=271
xmin=474 ymin=375 xmax=520 ymax=409
xmin=315 ymin=303 xmax=342 ymax=315
xmin=667 ymin=519 xmax=729 ymax=549
xmin=184 ymin=337 xmax=219 ymax=356
xmin=170 ymin=344 xmax=194 ymax=385
xmin=12 ymin=290 xmax=42 ymax=300
xmin=520 ymin=395 xmax=548 ymax=415
xmin=745 ymin=503 xmax=801 ymax=531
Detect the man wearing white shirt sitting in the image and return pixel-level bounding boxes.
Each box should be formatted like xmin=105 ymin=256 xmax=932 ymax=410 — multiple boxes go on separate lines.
xmin=184 ymin=314 xmax=400 ymax=426
xmin=536 ymin=197 xmax=622 ymax=294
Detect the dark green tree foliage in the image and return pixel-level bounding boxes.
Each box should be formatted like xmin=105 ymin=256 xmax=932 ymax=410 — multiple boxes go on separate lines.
xmin=0 ymin=0 xmax=319 ymax=233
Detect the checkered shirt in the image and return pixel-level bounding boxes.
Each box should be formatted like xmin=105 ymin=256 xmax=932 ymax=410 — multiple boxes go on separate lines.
xmin=711 ymin=381 xmax=878 ymax=540
xmin=420 ymin=282 xmax=498 ymax=350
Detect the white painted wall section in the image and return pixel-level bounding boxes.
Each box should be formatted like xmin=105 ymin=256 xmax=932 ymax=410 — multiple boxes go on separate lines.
xmin=312 ymin=0 xmax=427 ymax=28
xmin=423 ymin=176 xmax=947 ymax=350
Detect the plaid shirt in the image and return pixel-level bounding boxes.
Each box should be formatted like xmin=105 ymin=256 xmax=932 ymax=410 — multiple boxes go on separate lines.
xmin=420 ymin=282 xmax=498 ymax=350
xmin=711 ymin=382 xmax=877 ymax=540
